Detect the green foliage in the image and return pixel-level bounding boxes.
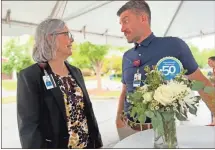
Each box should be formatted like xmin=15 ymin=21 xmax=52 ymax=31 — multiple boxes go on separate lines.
xmin=2 ymin=37 xmax=34 ymax=74
xmin=189 ymin=44 xmax=215 ymax=68
xmin=191 ymin=80 xmax=215 ymax=93
xmin=70 ymin=41 xmax=110 ymax=89
xmin=78 ymin=42 xmax=109 ymax=64
xmin=125 ymin=65 xmax=213 ymax=146
xmin=102 ymin=55 xmax=123 ymax=75
xmin=68 ymin=42 xmax=91 ymax=69
xmin=144 ymin=66 xmax=164 ymax=90
xmin=110 ymin=45 xmax=131 ymax=52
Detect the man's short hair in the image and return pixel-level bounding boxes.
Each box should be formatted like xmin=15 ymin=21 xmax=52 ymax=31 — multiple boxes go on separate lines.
xmin=117 ymin=0 xmax=151 ymax=25
xmin=209 ymin=56 xmax=215 ymax=61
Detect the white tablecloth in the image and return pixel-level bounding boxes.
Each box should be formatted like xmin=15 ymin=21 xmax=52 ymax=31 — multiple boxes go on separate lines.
xmin=114 ymin=126 xmax=215 ymax=148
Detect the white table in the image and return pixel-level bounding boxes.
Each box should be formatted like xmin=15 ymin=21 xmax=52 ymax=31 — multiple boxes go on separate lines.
xmin=114 ymin=126 xmax=215 ymax=148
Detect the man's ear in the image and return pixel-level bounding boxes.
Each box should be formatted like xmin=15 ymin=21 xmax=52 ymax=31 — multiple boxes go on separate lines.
xmin=141 ymin=13 xmax=148 ymax=23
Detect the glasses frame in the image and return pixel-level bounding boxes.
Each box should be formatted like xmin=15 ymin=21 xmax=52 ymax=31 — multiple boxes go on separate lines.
xmin=51 ymin=31 xmax=74 ymax=41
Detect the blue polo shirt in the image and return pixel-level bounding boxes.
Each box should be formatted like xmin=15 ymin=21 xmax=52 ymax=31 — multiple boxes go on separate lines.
xmin=122 ymin=32 xmax=199 ymax=123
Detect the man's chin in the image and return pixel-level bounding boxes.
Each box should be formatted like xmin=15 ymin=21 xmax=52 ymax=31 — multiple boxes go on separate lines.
xmin=126 ymin=38 xmax=134 ymax=43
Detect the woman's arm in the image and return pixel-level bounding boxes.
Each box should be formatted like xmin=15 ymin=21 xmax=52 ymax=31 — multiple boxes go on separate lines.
xmin=17 ymin=70 xmax=44 ymax=148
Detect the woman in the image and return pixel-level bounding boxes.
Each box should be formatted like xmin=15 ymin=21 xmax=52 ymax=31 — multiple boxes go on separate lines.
xmin=17 ymin=18 xmax=103 ymax=149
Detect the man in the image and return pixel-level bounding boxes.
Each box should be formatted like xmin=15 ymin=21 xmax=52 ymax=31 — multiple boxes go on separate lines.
xmin=116 ymin=1 xmax=215 ymax=140
xmin=208 ymin=56 xmax=215 ymax=78
xmin=208 ymin=56 xmax=215 ymax=125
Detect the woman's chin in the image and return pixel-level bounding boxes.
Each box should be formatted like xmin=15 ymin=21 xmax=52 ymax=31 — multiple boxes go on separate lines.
xmin=68 ymin=51 xmax=72 ymax=56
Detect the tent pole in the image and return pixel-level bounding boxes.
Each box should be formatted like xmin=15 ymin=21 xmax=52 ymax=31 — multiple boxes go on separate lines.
xmin=2 ymin=18 xmax=124 ymax=39
xmin=163 ymin=1 xmax=184 ymax=37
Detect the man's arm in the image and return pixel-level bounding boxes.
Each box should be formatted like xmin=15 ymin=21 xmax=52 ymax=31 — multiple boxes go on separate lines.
xmin=187 ymin=68 xmax=215 ymax=116
xmin=116 ymin=84 xmax=127 ymax=128
xmin=117 ymin=84 xmax=127 ymax=117
xmin=176 ymin=37 xmax=215 ymax=116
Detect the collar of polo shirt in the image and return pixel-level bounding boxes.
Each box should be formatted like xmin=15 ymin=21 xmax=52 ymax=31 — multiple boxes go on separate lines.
xmin=134 ymin=32 xmax=156 ymax=49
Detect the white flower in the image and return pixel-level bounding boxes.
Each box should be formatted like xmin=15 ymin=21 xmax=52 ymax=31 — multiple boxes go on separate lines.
xmin=165 ymin=107 xmax=171 ymax=111
xmin=142 ymin=92 xmax=153 ymax=102
xmin=183 ymin=91 xmax=199 ymax=109
xmin=140 ymin=85 xmax=148 ymax=93
xmin=155 ymin=106 xmax=159 ymax=110
xmin=153 ymin=80 xmax=190 ymax=106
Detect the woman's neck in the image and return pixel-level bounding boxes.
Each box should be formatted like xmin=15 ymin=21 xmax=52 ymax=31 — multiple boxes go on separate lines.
xmin=48 ymin=59 xmax=69 ymax=76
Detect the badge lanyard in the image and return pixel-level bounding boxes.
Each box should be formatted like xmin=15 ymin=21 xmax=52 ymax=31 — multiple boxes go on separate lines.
xmin=124 ymin=54 xmax=142 ymax=88
xmin=133 ymin=61 xmax=142 ymax=88
xmin=39 ymin=63 xmax=57 ymax=90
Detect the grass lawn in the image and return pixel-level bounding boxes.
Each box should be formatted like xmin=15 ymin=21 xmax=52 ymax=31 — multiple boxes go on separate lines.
xmin=83 ymin=76 xmax=97 ymax=81
xmin=2 ymin=77 xmax=120 ymax=104
xmin=2 ymin=80 xmax=17 ymax=91
xmin=1 ymin=91 xmax=119 ymax=104
xmin=2 ymin=96 xmax=16 ymax=104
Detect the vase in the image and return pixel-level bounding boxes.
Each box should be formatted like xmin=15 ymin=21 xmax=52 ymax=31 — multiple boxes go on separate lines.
xmin=153 ymin=112 xmax=178 ymax=148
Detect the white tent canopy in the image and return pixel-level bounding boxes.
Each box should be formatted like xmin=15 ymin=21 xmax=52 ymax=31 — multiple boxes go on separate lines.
xmin=2 ymin=1 xmax=215 ymax=46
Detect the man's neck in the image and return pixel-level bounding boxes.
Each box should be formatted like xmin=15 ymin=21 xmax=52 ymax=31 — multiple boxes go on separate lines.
xmin=136 ymin=30 xmax=152 ymax=44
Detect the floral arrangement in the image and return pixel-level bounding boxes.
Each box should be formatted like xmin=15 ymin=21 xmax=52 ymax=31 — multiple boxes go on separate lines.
xmin=125 ymin=65 xmax=214 ymax=148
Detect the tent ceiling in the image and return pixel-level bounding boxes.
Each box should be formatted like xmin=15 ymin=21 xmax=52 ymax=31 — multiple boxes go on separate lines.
xmin=2 ymin=1 xmax=215 ymax=46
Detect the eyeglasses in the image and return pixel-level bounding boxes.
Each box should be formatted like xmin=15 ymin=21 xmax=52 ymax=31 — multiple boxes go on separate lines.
xmin=52 ymin=31 xmax=74 ymax=41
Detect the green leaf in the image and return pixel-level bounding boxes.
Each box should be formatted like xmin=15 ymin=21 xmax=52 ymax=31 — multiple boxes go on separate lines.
xmin=159 ymin=107 xmax=165 ymax=113
xmin=130 ymin=107 xmax=136 ymax=118
xmin=137 ymin=103 xmax=145 ymax=114
xmin=175 ymin=111 xmax=187 ymax=121
xmin=155 ymin=111 xmax=162 ymax=121
xmin=157 ymin=122 xmax=164 ymax=136
xmin=138 ymin=115 xmax=146 ymax=124
xmin=191 ymin=80 xmax=205 ymax=91
xmin=188 ymin=105 xmax=197 ymax=115
xmin=204 ymin=86 xmax=215 ymax=94
xmin=132 ymin=91 xmax=143 ymax=101
xmin=162 ymin=111 xmax=174 ymax=122
xmin=145 ymin=110 xmax=155 ymax=118
xmin=152 ymin=118 xmax=159 ymax=128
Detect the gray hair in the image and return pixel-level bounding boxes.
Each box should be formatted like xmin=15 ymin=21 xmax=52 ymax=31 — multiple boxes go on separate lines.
xmin=32 ymin=18 xmax=65 ymax=62
xmin=117 ymin=0 xmax=151 ymax=26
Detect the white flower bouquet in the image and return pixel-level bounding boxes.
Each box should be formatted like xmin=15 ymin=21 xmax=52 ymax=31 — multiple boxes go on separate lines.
xmin=126 ymin=65 xmax=214 ymax=148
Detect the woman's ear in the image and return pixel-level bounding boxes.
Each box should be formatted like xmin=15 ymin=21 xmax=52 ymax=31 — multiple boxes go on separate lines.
xmin=47 ymin=34 xmax=53 ymax=41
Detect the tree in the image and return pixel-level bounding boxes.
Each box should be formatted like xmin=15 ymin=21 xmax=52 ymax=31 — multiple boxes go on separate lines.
xmin=102 ymin=55 xmax=122 ymax=75
xmin=189 ymin=44 xmax=215 ymax=68
xmin=78 ymin=42 xmax=110 ymax=90
xmin=2 ymin=37 xmax=34 ymax=75
xmin=111 ymin=45 xmax=131 ymax=52
xmin=68 ymin=42 xmax=91 ymax=69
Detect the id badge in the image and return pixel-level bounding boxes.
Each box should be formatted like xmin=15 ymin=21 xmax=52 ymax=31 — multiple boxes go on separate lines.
xmin=133 ymin=73 xmax=141 ymax=87
xmin=43 ymin=75 xmax=54 ymax=90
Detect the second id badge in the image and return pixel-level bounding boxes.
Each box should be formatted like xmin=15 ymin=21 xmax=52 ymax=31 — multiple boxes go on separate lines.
xmin=133 ymin=71 xmax=141 ymax=87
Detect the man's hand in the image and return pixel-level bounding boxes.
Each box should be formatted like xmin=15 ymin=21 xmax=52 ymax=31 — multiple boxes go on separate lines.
xmin=116 ymin=84 xmax=127 ymax=128
xmin=188 ymin=68 xmax=215 ymax=116
xmin=116 ymin=115 xmax=126 ymax=128
xmin=207 ymin=116 xmax=215 ymax=126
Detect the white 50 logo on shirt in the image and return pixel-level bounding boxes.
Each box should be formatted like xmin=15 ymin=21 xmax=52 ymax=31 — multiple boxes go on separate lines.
xmin=157 ymin=56 xmax=183 ymax=81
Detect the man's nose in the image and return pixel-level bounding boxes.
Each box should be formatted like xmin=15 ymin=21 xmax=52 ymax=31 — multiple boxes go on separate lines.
xmin=121 ymin=25 xmax=126 ymax=33
xmin=70 ymin=37 xmax=74 ymax=42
